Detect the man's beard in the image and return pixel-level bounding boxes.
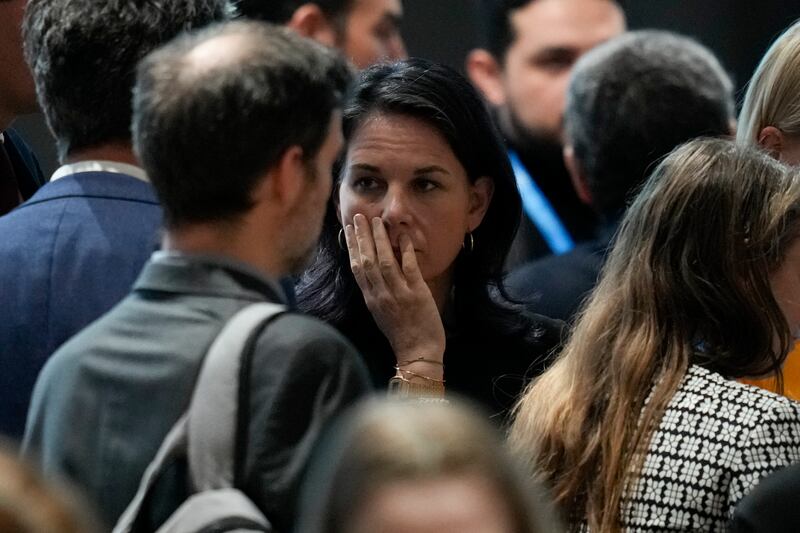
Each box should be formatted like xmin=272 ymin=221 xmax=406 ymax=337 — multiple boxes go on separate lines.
xmin=286 ymin=239 xmax=319 ymax=277
xmin=500 ymin=107 xmax=571 ymax=189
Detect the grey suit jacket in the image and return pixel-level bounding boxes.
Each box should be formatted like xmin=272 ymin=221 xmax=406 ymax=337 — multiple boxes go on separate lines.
xmin=23 ymin=253 xmax=371 ymax=531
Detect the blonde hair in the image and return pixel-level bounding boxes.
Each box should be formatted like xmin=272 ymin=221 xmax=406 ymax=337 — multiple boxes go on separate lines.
xmin=738 ymin=19 xmax=800 ymax=145
xmin=509 ymin=138 xmax=800 ymax=532
xmin=299 ymin=398 xmax=563 ymax=533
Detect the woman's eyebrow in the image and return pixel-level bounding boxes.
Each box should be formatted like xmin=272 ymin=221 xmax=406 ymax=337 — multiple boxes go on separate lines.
xmin=350 ymin=163 xmax=381 ymax=173
xmin=414 ymin=165 xmax=450 ymax=176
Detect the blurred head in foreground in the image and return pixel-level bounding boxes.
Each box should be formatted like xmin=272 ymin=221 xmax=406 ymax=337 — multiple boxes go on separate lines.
xmin=299 ymin=398 xmax=563 ymax=533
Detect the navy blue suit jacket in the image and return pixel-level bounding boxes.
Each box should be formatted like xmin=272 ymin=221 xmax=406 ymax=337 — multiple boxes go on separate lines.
xmin=506 ymin=223 xmax=617 ymax=322
xmin=0 ymin=170 xmax=162 ymax=439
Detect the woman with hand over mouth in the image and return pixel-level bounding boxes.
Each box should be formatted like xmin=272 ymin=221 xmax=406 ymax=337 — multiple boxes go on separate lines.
xmin=298 ymin=58 xmax=562 ymax=417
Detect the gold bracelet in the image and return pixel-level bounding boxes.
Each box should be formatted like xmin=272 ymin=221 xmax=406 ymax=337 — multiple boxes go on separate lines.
xmin=394 ymin=367 xmax=445 ymax=384
xmin=396 ymin=356 xmax=444 ymax=367
xmin=388 ymin=374 xmax=446 ymax=399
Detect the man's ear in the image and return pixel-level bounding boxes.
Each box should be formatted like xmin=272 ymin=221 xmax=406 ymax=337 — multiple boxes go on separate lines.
xmin=467 ymin=176 xmax=495 ymax=231
xmin=465 ymin=49 xmax=506 ymax=107
xmin=758 ymin=126 xmax=784 ymax=158
xmin=286 ymin=3 xmax=338 ymax=47
xmin=564 ymin=145 xmax=593 ymax=206
xmin=257 ymin=145 xmax=306 ymax=212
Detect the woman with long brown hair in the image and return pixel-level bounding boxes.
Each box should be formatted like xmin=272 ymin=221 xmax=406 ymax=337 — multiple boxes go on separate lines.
xmin=509 ymin=138 xmax=800 ymax=531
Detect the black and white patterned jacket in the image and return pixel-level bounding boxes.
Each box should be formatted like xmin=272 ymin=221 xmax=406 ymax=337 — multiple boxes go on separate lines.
xmin=603 ymin=365 xmax=800 ymax=531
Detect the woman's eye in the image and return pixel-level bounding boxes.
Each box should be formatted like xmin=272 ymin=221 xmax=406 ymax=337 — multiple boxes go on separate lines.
xmin=414 ymin=179 xmax=439 ymax=192
xmin=352 ymin=177 xmax=382 ymax=192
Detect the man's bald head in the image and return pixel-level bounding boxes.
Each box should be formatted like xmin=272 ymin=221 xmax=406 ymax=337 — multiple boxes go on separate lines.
xmin=133 ymin=21 xmax=352 ymax=227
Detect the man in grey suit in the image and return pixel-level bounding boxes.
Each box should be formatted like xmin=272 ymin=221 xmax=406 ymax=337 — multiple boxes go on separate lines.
xmin=23 ymin=22 xmax=370 ymax=532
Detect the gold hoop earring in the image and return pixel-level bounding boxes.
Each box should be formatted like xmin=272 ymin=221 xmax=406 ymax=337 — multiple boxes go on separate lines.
xmin=462 ymin=232 xmax=474 ymax=253
xmin=338 ymin=228 xmax=346 ymax=250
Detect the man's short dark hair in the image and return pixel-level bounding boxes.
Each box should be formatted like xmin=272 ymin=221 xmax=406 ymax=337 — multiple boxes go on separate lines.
xmin=565 ymin=30 xmax=735 ymax=219
xmin=236 ymin=0 xmax=352 ymax=25
xmin=473 ymin=0 xmax=534 ymax=59
xmin=132 ymin=21 xmax=352 ymax=228
xmin=22 ymin=0 xmax=230 ymax=161
xmin=474 ymin=0 xmax=624 ymax=60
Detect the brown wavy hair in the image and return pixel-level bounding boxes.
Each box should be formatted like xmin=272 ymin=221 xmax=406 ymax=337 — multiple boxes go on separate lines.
xmin=509 ymin=138 xmax=800 ymax=532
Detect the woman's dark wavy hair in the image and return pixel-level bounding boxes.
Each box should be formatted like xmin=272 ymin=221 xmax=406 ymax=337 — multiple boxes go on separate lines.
xmin=298 ymin=58 xmax=525 ymax=335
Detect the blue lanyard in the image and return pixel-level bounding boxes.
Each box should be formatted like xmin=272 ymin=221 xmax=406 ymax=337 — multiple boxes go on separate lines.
xmin=508 ymin=149 xmax=575 ymax=255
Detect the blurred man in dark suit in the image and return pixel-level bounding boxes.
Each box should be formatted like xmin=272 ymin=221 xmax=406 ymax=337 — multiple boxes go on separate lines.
xmin=467 ymin=0 xmax=625 ymax=266
xmin=506 ymin=30 xmax=735 ymax=321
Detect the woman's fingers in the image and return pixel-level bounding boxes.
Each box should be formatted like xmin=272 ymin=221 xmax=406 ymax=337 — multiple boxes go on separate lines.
xmin=353 ymin=214 xmax=385 ymax=291
xmin=345 ymin=219 xmax=445 ymax=365
xmin=348 ymin=215 xmax=421 ymax=298
xmin=398 ymin=233 xmax=424 ymax=289
xmin=344 ymin=223 xmax=371 ymax=292
xmin=372 ymin=217 xmax=403 ymax=291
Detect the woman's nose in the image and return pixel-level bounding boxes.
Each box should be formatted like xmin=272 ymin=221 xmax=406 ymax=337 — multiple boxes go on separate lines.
xmin=381 ymin=188 xmax=412 ymax=228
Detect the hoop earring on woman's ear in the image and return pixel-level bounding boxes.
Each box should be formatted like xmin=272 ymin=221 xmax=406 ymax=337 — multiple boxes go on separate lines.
xmin=338 ymin=228 xmax=346 ymax=250
xmin=462 ymin=232 xmax=475 ymax=253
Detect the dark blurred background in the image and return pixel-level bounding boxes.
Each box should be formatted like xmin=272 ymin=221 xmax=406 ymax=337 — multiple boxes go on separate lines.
xmin=14 ymin=0 xmax=800 ymax=177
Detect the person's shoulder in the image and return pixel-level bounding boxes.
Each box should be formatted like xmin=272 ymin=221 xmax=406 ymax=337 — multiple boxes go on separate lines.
xmin=0 ymin=179 xmax=94 ymax=244
xmin=730 ymin=462 xmax=800 ymax=532
xmin=508 ymin=241 xmax=604 ymax=286
xmin=248 ymin=310 xmax=371 ymax=399
xmin=688 ymin=366 xmax=800 ymax=415
xmin=28 ymin=313 xmax=110 ymax=401
xmin=253 ymin=311 xmax=362 ymax=366
xmin=505 ymin=241 xmax=605 ymax=320
xmin=678 ymin=366 xmax=800 ymax=444
xmin=0 ymin=181 xmax=57 ymax=228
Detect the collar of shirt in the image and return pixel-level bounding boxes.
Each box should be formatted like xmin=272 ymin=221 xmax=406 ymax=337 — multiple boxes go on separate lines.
xmin=50 ymin=160 xmax=149 ymax=183
xmin=150 ymin=250 xmax=289 ymax=303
